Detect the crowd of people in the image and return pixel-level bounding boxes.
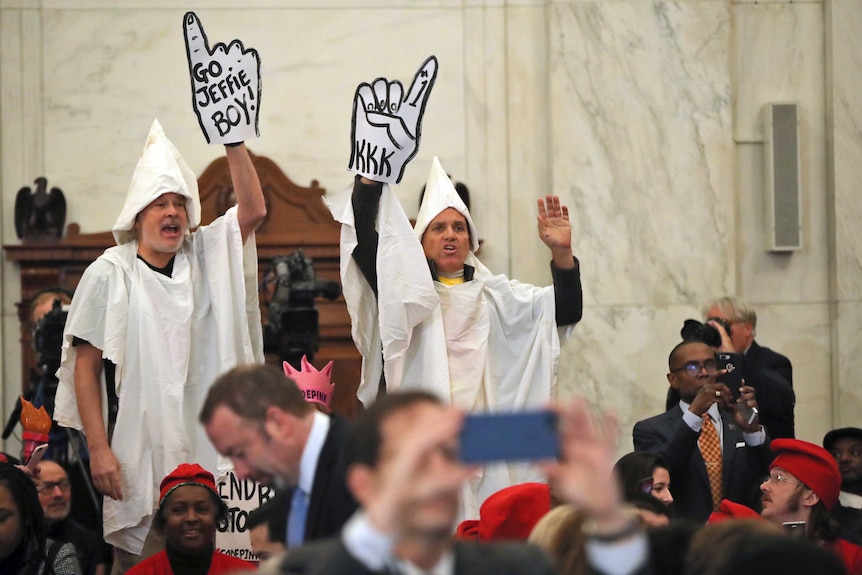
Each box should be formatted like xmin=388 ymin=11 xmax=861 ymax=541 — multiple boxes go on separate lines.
xmin=3 ymin=33 xmax=856 ymax=575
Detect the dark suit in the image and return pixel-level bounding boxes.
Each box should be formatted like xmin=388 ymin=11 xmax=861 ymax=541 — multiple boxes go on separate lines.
xmin=47 ymin=516 xmax=106 ymax=575
xmin=665 ymin=340 xmax=796 ymax=438
xmin=280 ymin=537 xmax=555 ymax=575
xmin=633 ymin=406 xmax=771 ymax=522
xmin=832 ymin=500 xmax=862 ymax=545
xmin=285 ymin=415 xmax=358 ymax=543
xmin=743 ymin=341 xmax=795 ymax=438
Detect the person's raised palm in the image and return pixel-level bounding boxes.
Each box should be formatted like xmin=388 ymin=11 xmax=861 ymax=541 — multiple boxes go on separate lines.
xmin=537 ymin=195 xmax=572 ymax=250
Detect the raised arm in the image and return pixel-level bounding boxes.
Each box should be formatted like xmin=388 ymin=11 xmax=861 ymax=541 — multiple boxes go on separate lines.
xmin=538 ymin=195 xmax=582 ymax=325
xmin=225 ymin=142 xmax=266 ymax=242
xmin=352 ymin=176 xmax=384 ymax=296
xmin=74 ymin=342 xmax=122 ymax=500
xmin=537 ymin=195 xmax=575 ymax=270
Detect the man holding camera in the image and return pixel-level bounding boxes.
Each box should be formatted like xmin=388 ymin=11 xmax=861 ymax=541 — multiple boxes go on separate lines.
xmin=634 ymin=340 xmax=772 ymax=522
xmin=281 ymin=391 xmax=554 ymax=575
xmin=668 ymin=296 xmax=796 ymax=439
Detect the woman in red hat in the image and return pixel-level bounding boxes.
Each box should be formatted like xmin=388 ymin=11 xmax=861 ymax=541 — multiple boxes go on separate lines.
xmin=127 ymin=463 xmax=255 ymax=574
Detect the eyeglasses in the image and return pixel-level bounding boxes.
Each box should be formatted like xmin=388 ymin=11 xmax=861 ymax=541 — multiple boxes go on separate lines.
xmin=670 ymin=359 xmax=717 ymax=377
xmin=37 ymin=479 xmax=71 ymax=494
xmin=761 ymin=473 xmax=804 ymax=487
xmin=638 ymin=477 xmax=654 ymax=494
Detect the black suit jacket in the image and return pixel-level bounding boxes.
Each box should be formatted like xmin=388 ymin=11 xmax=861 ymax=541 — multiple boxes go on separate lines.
xmin=280 ymin=537 xmax=555 ymax=575
xmin=832 ymin=501 xmax=862 ymax=545
xmin=740 ymin=341 xmax=795 ymax=438
xmin=285 ymin=415 xmax=358 ymax=543
xmin=745 ymin=340 xmax=792 ymax=384
xmin=665 ymin=340 xmax=796 ymax=438
xmin=633 ymin=406 xmax=772 ymax=522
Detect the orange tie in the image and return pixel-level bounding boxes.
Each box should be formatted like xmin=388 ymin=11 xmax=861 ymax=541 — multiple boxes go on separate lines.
xmin=699 ymin=413 xmax=723 ymax=511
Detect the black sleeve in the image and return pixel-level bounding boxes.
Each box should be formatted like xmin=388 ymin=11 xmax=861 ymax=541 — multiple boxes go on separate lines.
xmin=747 ymin=368 xmax=796 ymax=439
xmin=350 ymin=175 xmax=384 ymax=297
xmin=551 ymin=258 xmax=583 ymax=326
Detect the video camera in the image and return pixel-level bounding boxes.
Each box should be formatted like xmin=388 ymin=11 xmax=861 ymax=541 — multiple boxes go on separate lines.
xmin=2 ymin=297 xmax=69 ymax=441
xmin=34 ymin=298 xmax=68 ymax=375
xmin=264 ymin=250 xmax=341 ymax=367
xmin=680 ymin=317 xmax=732 ymax=348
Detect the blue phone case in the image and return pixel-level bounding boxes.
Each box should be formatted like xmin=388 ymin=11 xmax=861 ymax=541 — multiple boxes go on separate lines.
xmin=459 ymin=410 xmax=559 ymax=464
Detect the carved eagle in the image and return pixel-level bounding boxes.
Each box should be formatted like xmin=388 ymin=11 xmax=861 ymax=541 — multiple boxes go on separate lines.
xmin=15 ymin=177 xmax=66 ymax=240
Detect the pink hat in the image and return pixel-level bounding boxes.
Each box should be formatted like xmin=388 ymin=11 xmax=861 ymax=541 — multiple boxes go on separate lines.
xmin=283 ymin=355 xmax=335 ymax=410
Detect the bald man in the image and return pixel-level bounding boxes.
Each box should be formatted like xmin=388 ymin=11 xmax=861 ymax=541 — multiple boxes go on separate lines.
xmin=37 ymin=460 xmax=108 ymax=575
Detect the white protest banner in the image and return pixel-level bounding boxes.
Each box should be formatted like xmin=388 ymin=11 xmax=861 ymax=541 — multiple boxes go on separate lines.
xmin=215 ymin=470 xmax=277 ymax=562
xmin=183 ymin=12 xmax=261 ymax=145
xmin=349 ymin=55 xmax=438 ymax=185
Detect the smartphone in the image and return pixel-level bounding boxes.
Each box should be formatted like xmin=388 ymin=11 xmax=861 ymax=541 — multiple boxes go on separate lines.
xmin=459 ymin=410 xmax=559 ymax=464
xmin=716 ymin=352 xmax=744 ymax=401
xmin=26 ymin=443 xmax=48 ymax=471
xmin=783 ymin=520 xmax=807 ymax=539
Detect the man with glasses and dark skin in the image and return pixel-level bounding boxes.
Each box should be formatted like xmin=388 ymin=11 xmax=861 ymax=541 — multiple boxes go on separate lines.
xmin=824 ymin=427 xmax=862 ymax=544
xmin=633 ymin=340 xmax=772 ymax=522
xmin=36 ymin=460 xmax=108 ymax=575
xmin=667 ymin=296 xmax=796 ymax=438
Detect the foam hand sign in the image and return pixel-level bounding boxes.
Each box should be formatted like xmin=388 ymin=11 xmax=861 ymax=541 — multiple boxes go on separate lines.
xmin=183 ymin=12 xmax=261 ymax=145
xmin=349 ymin=55 xmax=438 ymax=185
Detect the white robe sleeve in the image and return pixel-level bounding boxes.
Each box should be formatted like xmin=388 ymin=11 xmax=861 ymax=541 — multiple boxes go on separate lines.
xmin=194 ymin=204 xmax=265 ymax=370
xmin=54 ymin=244 xmax=135 ymax=431
xmin=327 ymin=182 xmax=439 ymax=404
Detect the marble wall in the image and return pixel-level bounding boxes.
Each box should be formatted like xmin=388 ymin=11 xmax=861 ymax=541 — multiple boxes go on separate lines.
xmin=1 ymin=0 xmax=858 ymax=456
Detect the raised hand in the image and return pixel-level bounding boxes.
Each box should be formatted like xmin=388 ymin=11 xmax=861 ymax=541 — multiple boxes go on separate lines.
xmin=361 ymin=404 xmax=470 ymax=536
xmin=543 ymin=398 xmax=623 ymax=522
xmin=537 ymin=195 xmax=572 ymax=249
xmin=349 ymin=56 xmax=438 ymax=184
xmin=537 ymin=195 xmax=575 ymax=268
xmin=183 ymin=12 xmax=261 ymax=145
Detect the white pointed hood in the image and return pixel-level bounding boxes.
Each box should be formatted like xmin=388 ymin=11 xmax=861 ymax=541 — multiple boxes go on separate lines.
xmin=413 ymin=157 xmax=479 ymax=252
xmin=112 ymin=119 xmax=200 ymax=245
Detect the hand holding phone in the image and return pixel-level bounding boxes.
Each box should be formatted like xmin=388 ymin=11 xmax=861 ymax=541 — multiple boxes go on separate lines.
xmin=734 ymin=384 xmax=760 ymax=427
xmin=26 ymin=443 xmax=48 ymax=472
xmin=716 ymin=352 xmax=745 ymax=401
xmin=783 ymin=520 xmax=806 ymax=538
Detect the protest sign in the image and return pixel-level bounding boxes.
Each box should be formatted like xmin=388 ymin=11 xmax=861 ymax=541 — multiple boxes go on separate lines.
xmin=349 ymin=55 xmax=438 ymax=184
xmin=183 ymin=12 xmax=261 ymax=145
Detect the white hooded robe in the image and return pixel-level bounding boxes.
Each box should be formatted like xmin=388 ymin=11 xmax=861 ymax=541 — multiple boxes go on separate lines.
xmin=328 ymin=157 xmax=573 ymax=517
xmin=53 ymin=120 xmax=263 ymax=553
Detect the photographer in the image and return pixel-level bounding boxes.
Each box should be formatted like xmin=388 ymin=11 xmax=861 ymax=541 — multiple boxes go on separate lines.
xmin=667 ymin=296 xmax=795 ymax=439
xmin=31 ymin=290 xmax=72 ymax=325
xmin=27 ymin=291 xmax=71 ymax=417
xmin=634 ymin=340 xmax=771 ymax=522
